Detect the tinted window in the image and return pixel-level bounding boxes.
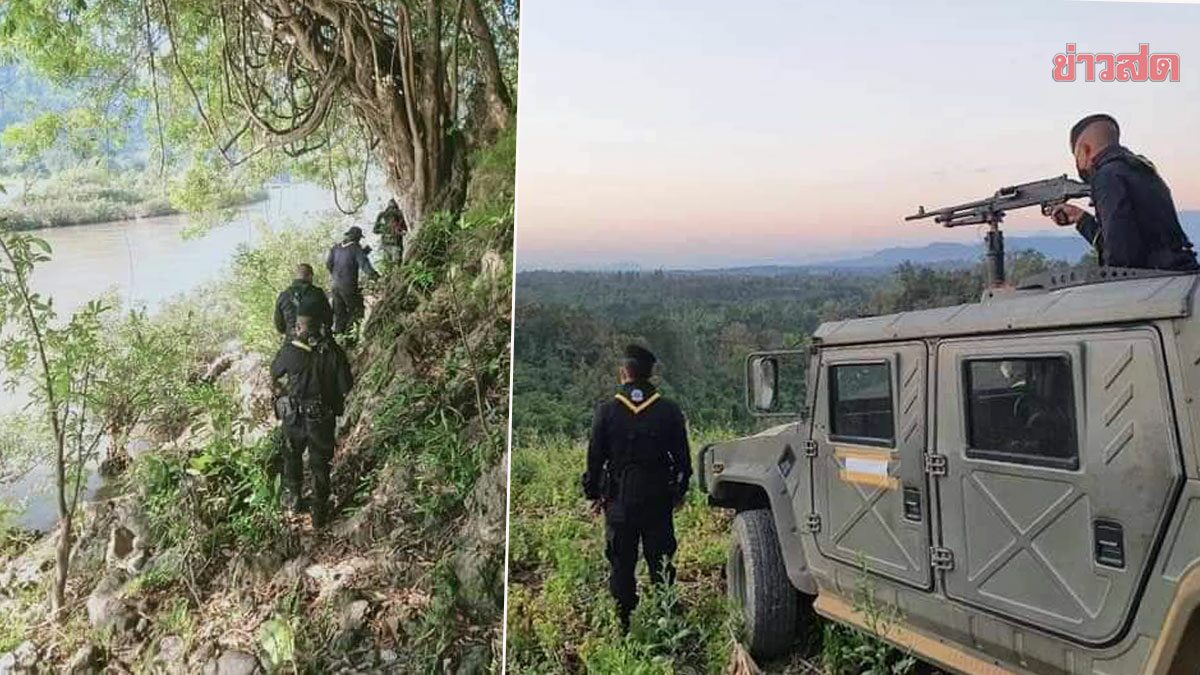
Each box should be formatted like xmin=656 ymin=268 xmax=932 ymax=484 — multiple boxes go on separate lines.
xmin=829 ymin=363 xmax=894 ymax=446
xmin=965 ymin=357 xmax=1078 ymax=470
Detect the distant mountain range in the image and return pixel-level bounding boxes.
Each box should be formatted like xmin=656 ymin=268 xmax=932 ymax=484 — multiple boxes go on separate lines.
xmin=815 ymin=210 xmax=1200 ymax=270
xmin=517 ymin=211 xmax=1200 ymax=274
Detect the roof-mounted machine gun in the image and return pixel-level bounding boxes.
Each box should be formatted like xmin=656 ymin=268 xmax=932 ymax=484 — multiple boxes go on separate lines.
xmin=905 ymin=175 xmax=1091 ymax=288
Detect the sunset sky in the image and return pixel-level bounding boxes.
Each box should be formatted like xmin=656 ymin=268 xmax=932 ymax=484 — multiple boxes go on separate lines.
xmin=514 ymin=0 xmax=1200 ymax=269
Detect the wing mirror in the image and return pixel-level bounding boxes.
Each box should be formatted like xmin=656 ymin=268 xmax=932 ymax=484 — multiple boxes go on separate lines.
xmin=749 ymin=356 xmax=779 ymax=412
xmin=745 ymin=349 xmax=808 ymax=418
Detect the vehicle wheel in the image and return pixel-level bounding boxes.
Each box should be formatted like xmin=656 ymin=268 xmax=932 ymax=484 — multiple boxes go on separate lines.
xmin=728 ymin=509 xmax=800 ymax=660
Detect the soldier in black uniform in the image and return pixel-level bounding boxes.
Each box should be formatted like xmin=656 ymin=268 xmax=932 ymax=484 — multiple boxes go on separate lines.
xmin=273 ymin=264 xmax=333 ymax=338
xmin=582 ymin=344 xmax=692 ymax=633
xmin=325 ymin=226 xmax=381 ymax=336
xmin=1049 ymin=114 xmax=1199 ymax=271
xmin=270 ymin=314 xmax=354 ymax=527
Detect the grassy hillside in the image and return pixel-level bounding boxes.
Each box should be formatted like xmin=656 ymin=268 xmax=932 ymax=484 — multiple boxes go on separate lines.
xmin=505 ymin=433 xmax=738 ymax=674
xmin=505 ymin=433 xmax=926 ymax=675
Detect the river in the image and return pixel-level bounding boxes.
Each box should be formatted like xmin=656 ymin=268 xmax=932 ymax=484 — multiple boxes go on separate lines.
xmin=0 ymin=182 xmax=359 ymax=532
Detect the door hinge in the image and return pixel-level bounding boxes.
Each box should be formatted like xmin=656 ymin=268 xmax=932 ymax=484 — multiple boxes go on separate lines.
xmin=924 ymin=452 xmax=947 ymax=477
xmin=802 ymin=439 xmax=818 ymax=458
xmin=931 ymin=546 xmax=955 ymax=571
xmin=804 ymin=513 xmax=822 ymax=533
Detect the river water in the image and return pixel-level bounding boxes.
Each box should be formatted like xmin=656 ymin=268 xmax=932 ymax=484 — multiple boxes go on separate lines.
xmin=0 ymin=182 xmax=356 ymax=532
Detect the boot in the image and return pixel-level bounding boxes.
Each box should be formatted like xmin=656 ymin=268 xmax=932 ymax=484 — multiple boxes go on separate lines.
xmin=618 ymin=608 xmax=631 ymax=635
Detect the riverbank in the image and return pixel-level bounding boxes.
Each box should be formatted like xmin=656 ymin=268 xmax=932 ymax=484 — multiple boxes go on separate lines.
xmin=0 ymin=132 xmax=514 ymax=672
xmin=0 ymin=167 xmax=267 ymax=231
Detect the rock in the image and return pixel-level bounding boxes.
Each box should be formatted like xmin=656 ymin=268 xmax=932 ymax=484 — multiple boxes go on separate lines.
xmin=106 ymin=526 xmax=136 ymax=569
xmin=202 ymin=650 xmax=261 ymax=675
xmin=378 ymin=650 xmax=397 ymax=665
xmin=0 ymin=555 xmax=48 ymax=592
xmin=187 ymin=642 xmax=217 ymax=674
xmin=304 ymin=557 xmax=373 ymax=601
xmin=155 ymin=636 xmax=187 ymax=668
xmin=214 ymin=348 xmax=274 ymax=429
xmin=454 ymin=645 xmax=492 ymax=675
xmin=339 ymin=599 xmax=371 ymax=633
xmin=270 ymin=556 xmax=312 ymax=588
xmin=0 ymin=640 xmax=39 ymax=673
xmin=0 ymin=535 xmax=54 ymax=593
xmin=64 ymin=643 xmax=102 ymax=674
xmin=100 ymin=497 xmax=151 ymax=574
xmin=451 ymin=461 xmax=507 ymax=616
xmin=86 ymin=572 xmax=135 ymax=633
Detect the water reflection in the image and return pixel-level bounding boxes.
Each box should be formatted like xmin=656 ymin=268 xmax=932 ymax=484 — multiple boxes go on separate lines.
xmin=1 ymin=183 xmax=347 ymax=531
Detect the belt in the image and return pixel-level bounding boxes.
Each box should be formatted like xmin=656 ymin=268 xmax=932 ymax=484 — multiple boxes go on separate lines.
xmin=295 ymin=399 xmax=330 ymax=418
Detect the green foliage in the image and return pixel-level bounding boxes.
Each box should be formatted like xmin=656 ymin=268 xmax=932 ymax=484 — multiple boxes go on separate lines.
xmin=154 ymin=596 xmax=194 ymax=637
xmin=0 ymin=610 xmax=26 ymax=654
xmin=134 ymin=387 xmax=285 ymax=555
xmin=513 ymin=270 xmax=878 ymax=439
xmin=513 ymin=247 xmax=1085 ymax=441
xmin=0 ymin=164 xmax=266 ymax=230
xmin=820 ymin=566 xmax=917 ymax=675
xmin=259 ymin=616 xmax=298 ymax=673
xmin=223 ymin=221 xmax=337 ymax=355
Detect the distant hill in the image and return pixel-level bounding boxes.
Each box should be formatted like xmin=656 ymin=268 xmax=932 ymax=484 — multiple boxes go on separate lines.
xmin=818 ymin=210 xmax=1200 ymax=270
xmin=517 ymin=210 xmax=1200 ymax=274
xmin=817 ymin=235 xmax=1086 ymax=270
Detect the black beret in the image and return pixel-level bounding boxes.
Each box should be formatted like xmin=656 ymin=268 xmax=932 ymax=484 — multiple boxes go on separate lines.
xmin=1070 ymin=114 xmax=1119 ymax=150
xmin=623 ymin=344 xmax=657 ymax=367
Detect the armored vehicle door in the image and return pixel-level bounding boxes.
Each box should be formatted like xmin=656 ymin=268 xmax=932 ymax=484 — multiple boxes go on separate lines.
xmin=809 ymin=342 xmax=931 ymax=590
xmin=934 ymin=328 xmax=1182 ymax=644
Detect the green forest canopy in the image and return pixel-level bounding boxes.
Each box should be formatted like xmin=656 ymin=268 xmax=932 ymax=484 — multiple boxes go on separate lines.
xmin=511 ymin=251 xmax=1072 ymax=439
xmin=0 ymin=0 xmax=518 ymax=225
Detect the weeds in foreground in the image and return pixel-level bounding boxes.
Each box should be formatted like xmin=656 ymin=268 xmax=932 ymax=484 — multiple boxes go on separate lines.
xmin=509 ymin=433 xmax=928 ymax=674
xmin=506 ymin=433 xmax=739 ymax=674
xmin=819 ymin=562 xmax=917 ymax=675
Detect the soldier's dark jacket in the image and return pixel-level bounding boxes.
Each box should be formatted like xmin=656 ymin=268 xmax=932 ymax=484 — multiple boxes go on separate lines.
xmin=326 ymin=241 xmax=379 ymax=290
xmin=273 ymin=281 xmax=333 ymax=336
xmin=584 ymin=381 xmax=692 ymax=521
xmin=270 ymin=336 xmax=353 ymax=416
xmin=1076 ymin=145 xmax=1198 ymax=271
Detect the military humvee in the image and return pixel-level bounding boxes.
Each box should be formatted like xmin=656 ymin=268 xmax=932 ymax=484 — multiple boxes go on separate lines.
xmin=699 ymin=267 xmax=1200 ymax=674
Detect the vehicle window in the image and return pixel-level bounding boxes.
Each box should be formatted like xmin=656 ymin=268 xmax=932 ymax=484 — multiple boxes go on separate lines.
xmin=964 ymin=357 xmax=1078 ymax=470
xmin=829 ymin=363 xmax=894 ymax=446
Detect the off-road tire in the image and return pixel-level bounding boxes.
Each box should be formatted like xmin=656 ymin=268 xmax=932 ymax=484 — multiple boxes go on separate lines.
xmin=728 ymin=509 xmax=800 ymax=660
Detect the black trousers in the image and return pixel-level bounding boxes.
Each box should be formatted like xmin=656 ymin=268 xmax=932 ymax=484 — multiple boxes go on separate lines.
xmin=604 ymin=501 xmax=677 ymax=617
xmin=282 ymin=413 xmax=336 ymax=523
xmin=330 ymin=286 xmax=364 ymax=336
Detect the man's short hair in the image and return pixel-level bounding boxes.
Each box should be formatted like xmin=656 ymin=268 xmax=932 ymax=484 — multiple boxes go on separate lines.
xmin=622 ymin=344 xmax=657 ymax=380
xmin=1070 ymin=113 xmax=1120 ymax=150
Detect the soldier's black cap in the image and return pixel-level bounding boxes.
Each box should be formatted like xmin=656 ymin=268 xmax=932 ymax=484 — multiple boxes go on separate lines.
xmin=344 ymin=225 xmax=365 ymax=240
xmin=623 ymin=344 xmax=656 ymax=369
xmin=1070 ymin=114 xmax=1119 ymax=150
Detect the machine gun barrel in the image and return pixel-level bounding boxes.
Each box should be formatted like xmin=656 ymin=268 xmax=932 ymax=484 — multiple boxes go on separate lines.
xmin=905 ymin=174 xmax=1091 ymax=228
xmin=903 ymin=174 xmax=1091 ymax=288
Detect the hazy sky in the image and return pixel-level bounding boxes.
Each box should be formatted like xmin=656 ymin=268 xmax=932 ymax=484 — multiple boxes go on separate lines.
xmin=515 ymin=0 xmax=1200 ymax=269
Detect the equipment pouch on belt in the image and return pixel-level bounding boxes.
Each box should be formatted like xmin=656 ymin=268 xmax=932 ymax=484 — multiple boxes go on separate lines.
xmin=295 ymin=399 xmax=329 ymax=420
xmin=273 ymin=395 xmax=295 ymax=423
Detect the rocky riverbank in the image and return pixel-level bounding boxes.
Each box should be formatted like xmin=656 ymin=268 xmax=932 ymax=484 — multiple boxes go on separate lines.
xmin=0 ymin=183 xmax=512 ymax=674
